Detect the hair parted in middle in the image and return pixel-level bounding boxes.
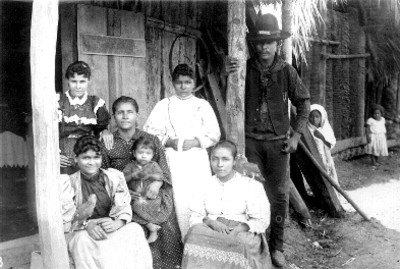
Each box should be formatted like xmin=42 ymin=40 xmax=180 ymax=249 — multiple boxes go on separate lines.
xmin=172 ymin=63 xmax=195 ymax=82
xmin=112 ymin=96 xmax=139 ymax=114
xmin=211 ymin=140 xmax=238 ymax=158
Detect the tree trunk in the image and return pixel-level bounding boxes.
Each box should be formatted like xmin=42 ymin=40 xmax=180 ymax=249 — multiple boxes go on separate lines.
xmin=31 ymin=0 xmax=70 ymax=267
xmin=227 ymin=0 xmax=246 ymax=155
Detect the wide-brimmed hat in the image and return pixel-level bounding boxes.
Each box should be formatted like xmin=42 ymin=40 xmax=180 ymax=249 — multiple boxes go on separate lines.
xmin=247 ymin=13 xmax=290 ymax=42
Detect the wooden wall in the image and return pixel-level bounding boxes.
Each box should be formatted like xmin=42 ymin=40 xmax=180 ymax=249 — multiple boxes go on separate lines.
xmin=60 ymin=0 xmax=203 ymax=127
xmin=302 ymin=6 xmax=367 ymax=141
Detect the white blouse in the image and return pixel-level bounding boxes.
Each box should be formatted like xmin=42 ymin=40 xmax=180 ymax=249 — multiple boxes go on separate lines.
xmin=143 ymin=95 xmax=221 ymax=149
xmin=189 ymin=172 xmax=270 ymax=234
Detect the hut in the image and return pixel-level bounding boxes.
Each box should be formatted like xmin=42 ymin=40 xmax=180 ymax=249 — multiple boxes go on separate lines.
xmin=1 ymin=0 xmax=400 ymax=268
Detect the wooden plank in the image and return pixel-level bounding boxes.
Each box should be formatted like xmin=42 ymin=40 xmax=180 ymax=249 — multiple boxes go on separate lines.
xmin=289 ymin=178 xmax=311 ymax=222
xmin=321 ymin=52 xmax=370 ymax=59
xmin=119 ymin=11 xmax=148 ymax=127
xmin=30 ymin=0 xmax=70 ymax=267
xmin=60 ymin=3 xmax=77 ymax=93
xmin=207 ymin=72 xmax=227 ymax=133
xmin=162 ymin=31 xmax=176 ymax=98
xmin=80 ymin=34 xmax=145 ymax=57
xmin=107 ymin=8 xmax=122 ymax=132
xmin=145 ymin=26 xmax=162 ymax=112
xmin=0 ymin=235 xmax=39 ymax=269
xmin=77 ymin=4 xmax=110 ymax=107
xmin=331 ymin=136 xmax=367 ymax=155
xmin=226 ymin=0 xmax=246 ymax=155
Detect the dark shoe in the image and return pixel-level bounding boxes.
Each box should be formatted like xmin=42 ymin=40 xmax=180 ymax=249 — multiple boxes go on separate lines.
xmin=271 ymin=250 xmax=285 ymax=267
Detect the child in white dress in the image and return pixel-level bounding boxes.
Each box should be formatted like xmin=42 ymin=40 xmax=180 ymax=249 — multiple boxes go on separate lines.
xmin=365 ymin=105 xmax=388 ymax=166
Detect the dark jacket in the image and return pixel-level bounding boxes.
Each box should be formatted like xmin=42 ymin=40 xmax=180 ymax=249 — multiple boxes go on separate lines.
xmin=245 ymin=56 xmax=310 ymax=139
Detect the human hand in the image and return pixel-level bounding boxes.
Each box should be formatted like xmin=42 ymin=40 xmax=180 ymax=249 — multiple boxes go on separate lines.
xmin=182 ymin=139 xmax=200 ymax=151
xmin=234 ymin=155 xmax=264 ymax=181
xmin=145 ymin=181 xmax=163 ymax=200
xmin=166 ymin=138 xmax=179 ymax=151
xmin=100 ymin=129 xmax=114 ymax=150
xmin=282 ymin=133 xmax=301 ymax=154
xmin=98 ymin=217 xmax=124 ymax=233
xmin=86 ymin=222 xmax=107 ymax=240
xmin=129 ymin=190 xmax=142 ymax=201
xmin=60 ymin=154 xmax=73 ymax=168
xmin=206 ymin=219 xmax=231 ymax=234
xmin=225 ymin=57 xmax=240 ymax=74
xmin=229 ymin=223 xmax=250 ymax=236
xmin=313 ymin=130 xmax=325 ymax=141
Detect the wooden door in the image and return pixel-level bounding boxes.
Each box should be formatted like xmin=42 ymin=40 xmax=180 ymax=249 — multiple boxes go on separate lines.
xmin=71 ymin=4 xmax=147 ymax=128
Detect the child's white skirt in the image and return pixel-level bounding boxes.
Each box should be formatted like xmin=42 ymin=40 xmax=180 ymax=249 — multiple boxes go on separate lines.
xmin=365 ymin=133 xmax=388 ymax=156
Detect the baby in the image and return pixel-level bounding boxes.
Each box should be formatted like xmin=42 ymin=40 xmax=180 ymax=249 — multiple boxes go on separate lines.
xmin=123 ymin=136 xmax=164 ymax=243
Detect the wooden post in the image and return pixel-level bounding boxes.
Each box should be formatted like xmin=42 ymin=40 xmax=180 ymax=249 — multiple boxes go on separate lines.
xmin=31 ymin=0 xmax=70 ymax=268
xmin=281 ymin=0 xmax=292 ymax=65
xmin=349 ymin=7 xmax=366 ymax=137
xmin=226 ymin=0 xmax=246 ymax=155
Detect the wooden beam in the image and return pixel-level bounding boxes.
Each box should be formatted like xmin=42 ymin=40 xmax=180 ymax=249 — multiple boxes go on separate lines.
xmin=146 ymin=17 xmax=200 ymax=39
xmin=226 ymin=0 xmax=246 ymax=155
xmin=80 ymin=34 xmax=145 ymax=57
xmin=30 ymin=0 xmax=70 ymax=268
xmin=331 ymin=136 xmax=367 ymax=155
xmin=321 ymin=53 xmax=370 ymax=59
xmin=308 ymin=38 xmax=340 ymax=46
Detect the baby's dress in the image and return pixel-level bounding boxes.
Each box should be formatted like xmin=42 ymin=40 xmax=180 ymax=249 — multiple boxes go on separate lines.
xmin=123 ymin=160 xmax=170 ymax=225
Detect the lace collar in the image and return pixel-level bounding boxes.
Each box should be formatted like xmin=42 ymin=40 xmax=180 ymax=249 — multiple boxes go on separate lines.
xmin=66 ymin=91 xmax=88 ymax=106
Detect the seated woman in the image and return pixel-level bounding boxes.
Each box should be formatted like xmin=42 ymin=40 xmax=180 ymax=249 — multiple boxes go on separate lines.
xmin=182 ymin=141 xmax=272 ymax=269
xmin=60 ymin=135 xmax=152 ymax=269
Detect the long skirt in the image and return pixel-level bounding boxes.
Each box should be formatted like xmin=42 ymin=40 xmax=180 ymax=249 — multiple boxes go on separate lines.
xmin=182 ymin=224 xmax=272 ymax=269
xmin=67 ymin=222 xmax=153 ymax=269
xmin=165 ymin=147 xmax=211 ymax=238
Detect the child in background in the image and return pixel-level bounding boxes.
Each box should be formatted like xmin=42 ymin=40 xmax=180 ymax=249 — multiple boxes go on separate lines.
xmin=58 ymin=61 xmax=112 ymax=174
xmin=365 ymin=105 xmax=388 ymax=166
xmin=307 ymin=104 xmax=351 ymax=210
xmin=123 ymin=136 xmax=165 ymax=243
xmin=308 ymin=104 xmax=339 ymax=187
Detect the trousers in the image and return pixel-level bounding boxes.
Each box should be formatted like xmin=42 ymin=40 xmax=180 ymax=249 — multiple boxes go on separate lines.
xmin=246 ymin=137 xmax=290 ymax=252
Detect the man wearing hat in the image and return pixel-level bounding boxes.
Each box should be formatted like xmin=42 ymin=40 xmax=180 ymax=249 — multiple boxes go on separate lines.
xmin=226 ymin=13 xmax=310 ymax=267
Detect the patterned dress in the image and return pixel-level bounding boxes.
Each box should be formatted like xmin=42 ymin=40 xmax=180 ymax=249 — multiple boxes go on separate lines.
xmin=102 ymin=129 xmax=183 ymax=269
xmin=57 ymin=91 xmax=111 ymax=174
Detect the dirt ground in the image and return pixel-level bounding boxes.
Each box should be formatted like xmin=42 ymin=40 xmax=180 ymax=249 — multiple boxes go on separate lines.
xmin=281 ymin=147 xmax=400 ymax=269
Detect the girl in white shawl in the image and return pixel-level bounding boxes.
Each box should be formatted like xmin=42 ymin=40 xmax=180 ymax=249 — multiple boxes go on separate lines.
xmin=308 ymin=104 xmax=348 ymax=209
xmin=144 ymin=64 xmax=221 ymax=238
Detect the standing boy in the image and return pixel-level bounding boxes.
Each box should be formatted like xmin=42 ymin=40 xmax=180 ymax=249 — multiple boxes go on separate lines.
xmin=226 ymin=13 xmax=310 ymax=267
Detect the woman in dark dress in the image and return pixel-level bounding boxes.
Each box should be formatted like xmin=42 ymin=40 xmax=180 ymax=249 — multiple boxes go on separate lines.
xmin=102 ymin=96 xmax=183 ymax=269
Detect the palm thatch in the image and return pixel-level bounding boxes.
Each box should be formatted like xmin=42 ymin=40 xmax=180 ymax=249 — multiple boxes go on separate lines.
xmin=253 ymin=0 xmax=344 ymax=64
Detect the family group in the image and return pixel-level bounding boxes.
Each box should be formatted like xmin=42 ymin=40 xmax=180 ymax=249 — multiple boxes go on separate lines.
xmin=57 ymin=13 xmax=387 ymax=269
